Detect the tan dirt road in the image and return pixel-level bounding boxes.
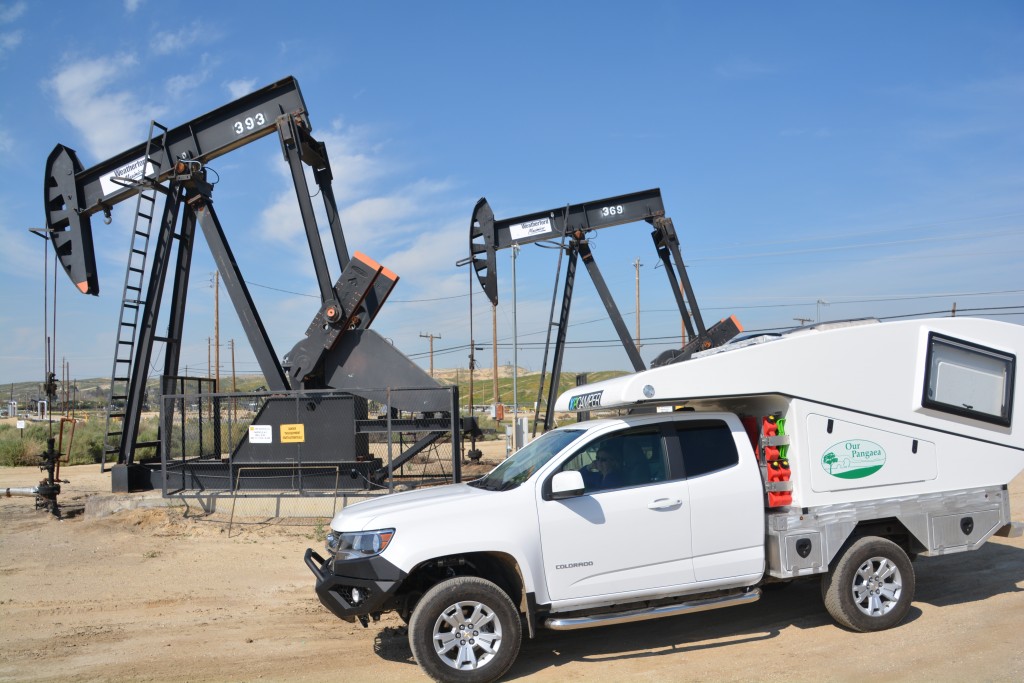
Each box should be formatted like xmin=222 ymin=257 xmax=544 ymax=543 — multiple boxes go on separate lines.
xmin=1 ymin=463 xmax=1023 ymax=682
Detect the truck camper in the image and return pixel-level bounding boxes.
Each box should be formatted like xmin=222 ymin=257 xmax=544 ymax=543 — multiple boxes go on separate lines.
xmin=306 ymin=316 xmax=1022 ymax=683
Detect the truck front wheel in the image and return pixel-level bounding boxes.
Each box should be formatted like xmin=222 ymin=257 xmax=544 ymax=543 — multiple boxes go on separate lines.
xmin=822 ymin=536 xmax=915 ymax=632
xmin=408 ymin=576 xmax=522 ymax=683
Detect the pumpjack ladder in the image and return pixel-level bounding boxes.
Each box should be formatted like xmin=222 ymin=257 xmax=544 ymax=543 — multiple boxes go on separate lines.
xmin=102 ymin=121 xmax=169 ymax=469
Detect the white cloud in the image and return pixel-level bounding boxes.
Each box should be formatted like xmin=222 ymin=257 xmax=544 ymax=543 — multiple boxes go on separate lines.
xmin=316 ymin=120 xmax=392 ymax=202
xmin=0 ymin=29 xmax=21 ymax=54
xmin=151 ymin=22 xmax=206 ymax=56
xmin=257 ymin=187 xmax=303 ymax=243
xmin=226 ymin=78 xmax=258 ymax=99
xmin=166 ymin=69 xmax=209 ymax=98
xmin=46 ymin=54 xmax=166 ymax=160
xmin=0 ymin=127 xmax=11 ymax=154
xmin=0 ymin=2 xmax=26 ymax=23
xmin=378 ymin=217 xmax=466 ymax=291
xmin=257 ymin=120 xmax=396 ymax=244
xmin=338 ymin=178 xmax=456 ymax=249
xmin=123 ymin=0 xmax=143 ymax=13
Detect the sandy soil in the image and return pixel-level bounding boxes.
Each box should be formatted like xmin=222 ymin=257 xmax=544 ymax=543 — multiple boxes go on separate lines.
xmin=1 ymin=461 xmax=1023 ymax=683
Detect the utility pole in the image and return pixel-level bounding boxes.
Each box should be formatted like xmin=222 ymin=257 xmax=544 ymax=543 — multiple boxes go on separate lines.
xmin=492 ymin=303 xmax=499 ymax=405
xmin=951 ymin=302 xmax=957 ymax=317
xmin=213 ymin=271 xmax=220 ymax=392
xmin=230 ymin=338 xmax=237 ymax=422
xmin=512 ymin=244 xmax=520 ymax=450
xmin=794 ymin=317 xmax=813 ymax=326
xmin=634 ymin=257 xmax=642 ymax=350
xmin=419 ymin=332 xmax=441 ymax=378
xmin=816 ymin=299 xmax=830 ymax=323
xmin=207 ymin=337 xmax=212 ymax=379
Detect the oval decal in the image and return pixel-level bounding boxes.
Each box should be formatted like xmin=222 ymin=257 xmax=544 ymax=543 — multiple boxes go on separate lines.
xmin=821 ymin=439 xmax=886 ymax=479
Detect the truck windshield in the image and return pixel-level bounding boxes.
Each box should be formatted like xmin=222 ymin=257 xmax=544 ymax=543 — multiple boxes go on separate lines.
xmin=469 ymin=429 xmax=585 ymax=491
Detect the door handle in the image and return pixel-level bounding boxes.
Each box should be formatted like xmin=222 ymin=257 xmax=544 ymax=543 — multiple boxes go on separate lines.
xmin=648 ymin=498 xmax=682 ymax=510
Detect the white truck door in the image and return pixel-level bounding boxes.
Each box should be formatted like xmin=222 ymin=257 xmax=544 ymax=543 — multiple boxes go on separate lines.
xmin=667 ymin=418 xmax=766 ymax=584
xmin=537 ymin=425 xmax=696 ymax=602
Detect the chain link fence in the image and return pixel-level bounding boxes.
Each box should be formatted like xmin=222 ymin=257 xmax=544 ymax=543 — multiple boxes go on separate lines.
xmin=159 ymin=385 xmax=462 ymax=526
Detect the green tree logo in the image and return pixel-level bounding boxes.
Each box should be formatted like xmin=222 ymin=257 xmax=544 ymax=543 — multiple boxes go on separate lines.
xmin=823 ymin=451 xmax=838 ymax=474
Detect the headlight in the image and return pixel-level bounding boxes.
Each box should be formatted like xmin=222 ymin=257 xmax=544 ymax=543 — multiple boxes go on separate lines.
xmin=325 ymin=528 xmax=395 ymax=561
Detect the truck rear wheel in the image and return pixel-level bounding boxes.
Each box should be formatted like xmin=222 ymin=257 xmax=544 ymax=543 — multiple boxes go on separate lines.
xmin=822 ymin=536 xmax=915 ymax=632
xmin=408 ymin=576 xmax=522 ymax=683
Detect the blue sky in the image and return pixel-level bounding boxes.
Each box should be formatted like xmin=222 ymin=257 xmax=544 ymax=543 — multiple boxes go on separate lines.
xmin=1 ymin=1 xmax=1022 ymax=392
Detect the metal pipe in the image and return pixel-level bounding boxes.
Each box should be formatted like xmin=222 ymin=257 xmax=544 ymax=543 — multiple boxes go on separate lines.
xmin=4 ymin=487 xmax=40 ymax=497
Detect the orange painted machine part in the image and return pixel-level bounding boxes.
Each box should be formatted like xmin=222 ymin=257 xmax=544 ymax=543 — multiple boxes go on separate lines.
xmin=353 ymin=251 xmax=397 ymax=282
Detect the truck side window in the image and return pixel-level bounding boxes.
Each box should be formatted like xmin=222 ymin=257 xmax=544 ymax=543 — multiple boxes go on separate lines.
xmin=672 ymin=421 xmax=739 ymax=478
xmin=558 ymin=428 xmax=668 ymax=493
xmin=922 ymin=332 xmax=1014 ymax=426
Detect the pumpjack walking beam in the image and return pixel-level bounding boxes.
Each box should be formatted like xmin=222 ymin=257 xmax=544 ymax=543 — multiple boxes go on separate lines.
xmin=470 ymin=188 xmax=708 ymax=337
xmin=42 ymin=77 xmax=402 ymax=467
xmin=44 ymin=77 xmax=309 ymax=296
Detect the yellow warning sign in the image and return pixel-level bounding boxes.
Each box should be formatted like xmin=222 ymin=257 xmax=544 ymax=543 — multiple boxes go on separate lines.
xmin=280 ymin=423 xmax=305 ymax=443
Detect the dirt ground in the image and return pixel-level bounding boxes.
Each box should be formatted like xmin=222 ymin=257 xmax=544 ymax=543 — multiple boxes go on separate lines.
xmin=1 ymin=459 xmax=1023 ymax=683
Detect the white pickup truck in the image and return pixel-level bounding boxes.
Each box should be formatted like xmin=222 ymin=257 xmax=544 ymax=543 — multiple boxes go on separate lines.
xmin=305 ymin=317 xmax=1023 ymax=683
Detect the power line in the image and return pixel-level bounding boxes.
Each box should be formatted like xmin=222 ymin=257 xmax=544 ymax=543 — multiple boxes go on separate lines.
xmin=243 ymin=279 xmax=470 ymax=303
xmin=407 ymin=304 xmax=1024 ymax=359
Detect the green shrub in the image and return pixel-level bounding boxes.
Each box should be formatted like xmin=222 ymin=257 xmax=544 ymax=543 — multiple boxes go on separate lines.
xmin=0 ymin=437 xmax=47 ymax=467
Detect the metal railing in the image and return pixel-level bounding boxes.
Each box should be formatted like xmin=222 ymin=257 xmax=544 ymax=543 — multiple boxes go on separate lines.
xmin=159 ymin=386 xmax=461 ymax=514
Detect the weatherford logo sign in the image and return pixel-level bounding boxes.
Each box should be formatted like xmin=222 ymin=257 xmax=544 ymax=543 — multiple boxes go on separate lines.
xmin=567 ymin=391 xmax=603 ymax=411
xmin=822 ymin=440 xmax=887 ymax=479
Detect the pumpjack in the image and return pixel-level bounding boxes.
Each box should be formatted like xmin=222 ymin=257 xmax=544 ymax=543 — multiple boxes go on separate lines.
xmin=469 ymin=189 xmax=742 ymax=431
xmin=43 ymin=77 xmax=453 ymax=491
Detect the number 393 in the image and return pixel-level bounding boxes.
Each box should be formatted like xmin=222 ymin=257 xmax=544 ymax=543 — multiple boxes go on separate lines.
xmin=233 ymin=112 xmax=267 ymax=134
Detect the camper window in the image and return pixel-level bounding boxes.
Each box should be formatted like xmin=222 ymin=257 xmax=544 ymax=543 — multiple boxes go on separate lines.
xmin=922 ymin=332 xmax=1015 ymax=427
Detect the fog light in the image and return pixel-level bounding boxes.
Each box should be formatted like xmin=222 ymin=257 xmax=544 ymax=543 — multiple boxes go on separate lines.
xmin=350 ymin=587 xmax=364 ymax=605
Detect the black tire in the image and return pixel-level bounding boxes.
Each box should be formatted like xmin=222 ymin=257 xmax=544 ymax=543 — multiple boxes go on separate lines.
xmin=408 ymin=576 xmax=522 ymax=683
xmin=821 ymin=536 xmax=915 ymax=632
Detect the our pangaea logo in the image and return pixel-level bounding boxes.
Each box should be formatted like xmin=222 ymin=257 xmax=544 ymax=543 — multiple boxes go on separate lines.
xmin=821 ymin=440 xmax=886 ymax=479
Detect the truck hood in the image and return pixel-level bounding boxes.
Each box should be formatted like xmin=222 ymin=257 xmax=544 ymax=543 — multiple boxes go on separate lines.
xmin=330 ymin=483 xmax=495 ymax=531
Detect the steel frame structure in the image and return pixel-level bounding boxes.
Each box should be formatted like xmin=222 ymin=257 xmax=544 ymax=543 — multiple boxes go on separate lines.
xmin=469 ymin=188 xmax=740 ymax=431
xmin=43 ymin=77 xmax=437 ymax=471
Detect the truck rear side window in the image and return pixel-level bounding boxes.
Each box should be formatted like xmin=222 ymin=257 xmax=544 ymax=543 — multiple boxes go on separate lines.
xmin=923 ymin=332 xmax=1014 ymax=427
xmin=671 ymin=421 xmax=739 ymax=478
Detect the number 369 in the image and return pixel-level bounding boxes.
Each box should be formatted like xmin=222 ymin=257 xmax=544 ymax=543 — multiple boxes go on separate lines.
xmin=600 ymin=205 xmax=624 ymax=217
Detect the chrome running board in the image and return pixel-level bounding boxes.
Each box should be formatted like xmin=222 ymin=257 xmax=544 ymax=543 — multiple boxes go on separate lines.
xmin=544 ymin=588 xmax=761 ymax=631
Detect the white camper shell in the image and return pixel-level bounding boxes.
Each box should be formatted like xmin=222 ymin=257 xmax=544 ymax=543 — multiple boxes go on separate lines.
xmin=556 ymin=317 xmax=1022 ymax=577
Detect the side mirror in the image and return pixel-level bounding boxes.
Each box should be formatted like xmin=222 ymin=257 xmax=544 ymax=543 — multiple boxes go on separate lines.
xmin=551 ymin=470 xmax=585 ymax=500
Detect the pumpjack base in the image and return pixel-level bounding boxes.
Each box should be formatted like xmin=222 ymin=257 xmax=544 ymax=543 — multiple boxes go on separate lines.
xmin=111 ymin=463 xmax=156 ymax=493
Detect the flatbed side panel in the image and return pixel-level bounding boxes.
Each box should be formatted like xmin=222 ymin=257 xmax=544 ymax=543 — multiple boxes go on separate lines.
xmin=765 ymin=485 xmax=1011 ymax=578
